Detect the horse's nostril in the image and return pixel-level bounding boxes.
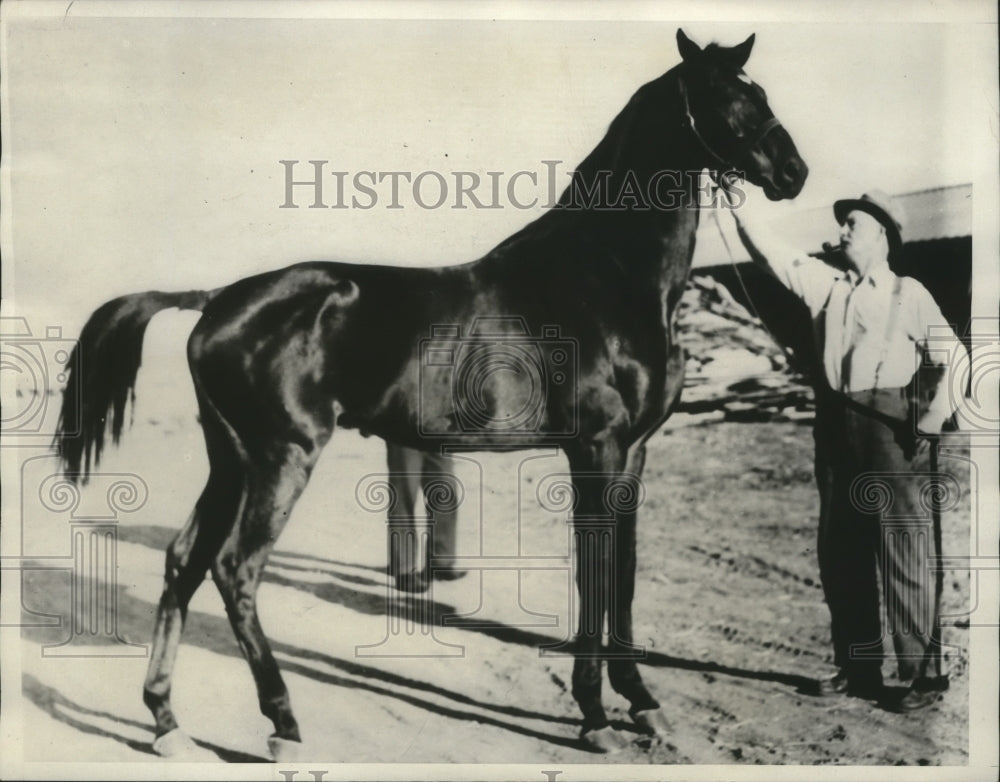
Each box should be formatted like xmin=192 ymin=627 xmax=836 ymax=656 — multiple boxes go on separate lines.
xmin=782 ymin=158 xmax=803 ymax=184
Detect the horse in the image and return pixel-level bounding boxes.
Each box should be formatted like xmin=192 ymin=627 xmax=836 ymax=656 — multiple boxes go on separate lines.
xmin=55 ymin=29 xmax=807 ymax=758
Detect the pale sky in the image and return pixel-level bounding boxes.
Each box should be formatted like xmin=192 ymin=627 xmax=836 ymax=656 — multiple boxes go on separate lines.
xmin=1 ymin=3 xmax=997 ymax=335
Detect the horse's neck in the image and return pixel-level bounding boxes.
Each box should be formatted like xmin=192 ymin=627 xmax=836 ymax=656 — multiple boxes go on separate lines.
xmin=557 ymin=86 xmax=703 ymax=287
xmin=490 ymin=69 xmax=704 ymax=290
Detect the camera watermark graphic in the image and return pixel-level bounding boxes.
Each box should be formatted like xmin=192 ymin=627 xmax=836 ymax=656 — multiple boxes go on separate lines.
xmin=906 ymin=316 xmax=1000 ymax=630
xmin=2 ymin=454 xmax=148 ymax=657
xmin=0 ymin=317 xmax=79 ymax=448
xmin=418 ymin=318 xmax=579 ymax=440
xmin=917 ymin=317 xmax=1000 ymax=439
xmin=278 ymin=159 xmax=747 ymax=212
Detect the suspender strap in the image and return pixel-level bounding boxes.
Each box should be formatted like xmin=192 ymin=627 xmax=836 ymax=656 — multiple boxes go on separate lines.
xmin=820 ymin=273 xmax=909 ymax=427
xmin=871 ymin=274 xmax=904 ymax=391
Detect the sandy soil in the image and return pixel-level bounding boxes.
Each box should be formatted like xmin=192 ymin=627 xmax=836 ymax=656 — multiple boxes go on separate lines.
xmin=12 ymin=363 xmax=974 ymax=769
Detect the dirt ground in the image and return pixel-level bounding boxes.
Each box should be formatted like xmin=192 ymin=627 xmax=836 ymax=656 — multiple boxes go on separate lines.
xmin=12 ymin=354 xmax=975 ymax=770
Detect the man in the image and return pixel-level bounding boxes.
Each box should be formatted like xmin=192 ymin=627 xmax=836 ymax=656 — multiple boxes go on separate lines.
xmin=385 ymin=442 xmax=466 ymax=593
xmin=727 ymin=186 xmax=970 ymax=712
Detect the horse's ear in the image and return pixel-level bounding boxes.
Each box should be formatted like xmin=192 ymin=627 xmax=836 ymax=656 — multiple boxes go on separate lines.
xmin=676 ymin=29 xmax=701 ymax=62
xmin=723 ymin=33 xmax=755 ymax=68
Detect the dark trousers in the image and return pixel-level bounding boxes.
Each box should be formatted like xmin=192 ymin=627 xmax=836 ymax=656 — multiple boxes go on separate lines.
xmin=814 ymin=388 xmax=944 ymax=683
xmin=386 ymin=443 xmax=460 ymax=577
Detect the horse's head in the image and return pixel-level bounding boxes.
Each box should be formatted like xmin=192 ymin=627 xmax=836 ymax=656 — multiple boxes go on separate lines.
xmin=675 ymin=29 xmax=807 ymax=201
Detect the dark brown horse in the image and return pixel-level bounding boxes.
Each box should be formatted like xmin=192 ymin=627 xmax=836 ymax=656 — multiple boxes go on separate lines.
xmin=56 ymin=30 xmax=807 ymax=758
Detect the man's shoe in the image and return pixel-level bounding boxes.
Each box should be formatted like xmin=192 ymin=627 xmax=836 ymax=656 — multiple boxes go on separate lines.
xmin=816 ymin=669 xmax=850 ymax=696
xmin=816 ymin=667 xmax=882 ymax=699
xmin=882 ymin=677 xmax=946 ymax=713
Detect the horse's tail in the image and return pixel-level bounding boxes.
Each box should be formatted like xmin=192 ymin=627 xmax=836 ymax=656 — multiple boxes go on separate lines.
xmin=55 ymin=289 xmax=217 ymax=483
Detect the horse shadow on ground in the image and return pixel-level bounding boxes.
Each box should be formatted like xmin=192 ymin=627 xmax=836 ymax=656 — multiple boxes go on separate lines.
xmin=18 ymin=522 xmax=827 ymax=760
xmin=118 ymin=524 xmax=824 ymax=694
xmin=18 ymin=564 xmax=586 ymax=757
xmin=20 ymin=673 xmax=267 ymax=762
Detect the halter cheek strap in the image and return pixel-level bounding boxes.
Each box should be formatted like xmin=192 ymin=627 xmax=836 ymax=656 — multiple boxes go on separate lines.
xmin=738 ymin=116 xmax=783 ymax=159
xmin=678 ymin=76 xmax=783 ymax=172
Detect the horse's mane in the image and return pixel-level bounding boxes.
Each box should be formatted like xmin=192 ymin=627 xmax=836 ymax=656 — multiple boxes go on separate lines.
xmin=486 ymin=67 xmax=681 ymax=255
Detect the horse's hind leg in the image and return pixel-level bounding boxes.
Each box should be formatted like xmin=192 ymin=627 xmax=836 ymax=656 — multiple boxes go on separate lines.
xmin=143 ymin=407 xmax=245 ymax=755
xmin=210 ymin=441 xmax=323 ymax=759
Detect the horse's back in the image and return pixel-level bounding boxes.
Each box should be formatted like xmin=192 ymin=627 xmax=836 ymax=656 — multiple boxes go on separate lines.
xmin=184 ymin=261 xmax=469 ymax=436
xmin=184 ymin=245 xmax=667 ymax=451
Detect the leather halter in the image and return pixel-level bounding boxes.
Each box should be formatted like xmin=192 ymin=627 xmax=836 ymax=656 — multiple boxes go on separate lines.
xmin=677 ymin=75 xmax=783 ymax=172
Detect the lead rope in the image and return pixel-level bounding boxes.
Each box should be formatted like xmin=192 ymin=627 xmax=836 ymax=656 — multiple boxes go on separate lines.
xmin=707 ymin=180 xmax=785 ymax=351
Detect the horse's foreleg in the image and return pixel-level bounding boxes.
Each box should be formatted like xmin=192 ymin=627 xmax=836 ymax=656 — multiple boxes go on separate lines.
xmin=566 ymin=440 xmax=631 ymax=751
xmin=607 ymin=444 xmax=664 ymax=731
xmin=570 ymin=516 xmax=612 ymax=733
xmin=605 ymin=342 xmax=685 ymax=737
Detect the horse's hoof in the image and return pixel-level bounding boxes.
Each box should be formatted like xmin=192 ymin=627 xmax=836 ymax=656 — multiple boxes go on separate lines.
xmin=630 ymin=707 xmax=671 ymax=737
xmin=268 ymin=734 xmax=305 ymax=763
xmin=580 ymin=725 xmax=631 ymax=753
xmin=151 ymin=728 xmax=217 ymax=760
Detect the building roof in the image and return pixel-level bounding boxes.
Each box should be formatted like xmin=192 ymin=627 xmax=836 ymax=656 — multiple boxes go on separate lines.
xmin=692 ymin=183 xmax=972 ymax=268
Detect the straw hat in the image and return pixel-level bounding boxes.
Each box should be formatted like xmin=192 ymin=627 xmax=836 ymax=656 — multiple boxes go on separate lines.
xmin=833 ymin=189 xmax=904 ymax=255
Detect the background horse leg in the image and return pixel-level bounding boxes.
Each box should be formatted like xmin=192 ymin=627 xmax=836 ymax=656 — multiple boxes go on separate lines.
xmin=210 ymin=441 xmax=321 ymax=761
xmin=143 ymin=403 xmax=245 ymax=758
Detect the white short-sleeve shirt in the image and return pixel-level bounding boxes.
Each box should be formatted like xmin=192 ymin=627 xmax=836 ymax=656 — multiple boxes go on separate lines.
xmin=767 ymin=253 xmax=957 ymax=393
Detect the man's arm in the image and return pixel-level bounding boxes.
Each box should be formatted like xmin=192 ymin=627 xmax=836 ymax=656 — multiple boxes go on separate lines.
xmin=726 ymin=189 xmax=836 ymax=316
